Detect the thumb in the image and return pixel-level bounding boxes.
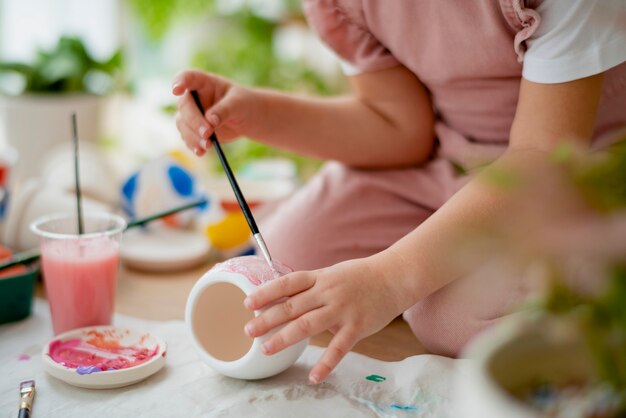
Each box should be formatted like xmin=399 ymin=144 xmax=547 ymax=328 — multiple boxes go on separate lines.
xmin=205 ymin=91 xmax=236 ymax=129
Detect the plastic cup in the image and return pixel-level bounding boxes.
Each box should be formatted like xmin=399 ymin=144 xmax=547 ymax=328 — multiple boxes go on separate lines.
xmin=31 ymin=212 xmax=126 ymax=335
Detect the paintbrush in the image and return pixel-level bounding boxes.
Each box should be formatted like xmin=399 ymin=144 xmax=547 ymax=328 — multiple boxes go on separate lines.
xmin=18 ymin=379 xmax=35 ymax=418
xmin=0 ymin=198 xmax=208 ymax=272
xmin=190 ymin=90 xmax=274 ymax=270
xmin=71 ymin=113 xmax=84 ymax=235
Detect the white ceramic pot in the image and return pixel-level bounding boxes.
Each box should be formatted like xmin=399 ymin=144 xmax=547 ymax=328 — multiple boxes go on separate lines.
xmin=454 ymin=316 xmax=595 ymax=418
xmin=186 ymin=256 xmax=308 ymax=380
xmin=1 ymin=179 xmax=109 ymax=251
xmin=0 ymin=94 xmax=102 ymax=184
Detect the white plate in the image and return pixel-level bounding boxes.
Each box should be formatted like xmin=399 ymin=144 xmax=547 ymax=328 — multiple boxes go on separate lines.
xmin=42 ymin=326 xmax=167 ymax=389
xmin=121 ymin=227 xmax=210 ymax=272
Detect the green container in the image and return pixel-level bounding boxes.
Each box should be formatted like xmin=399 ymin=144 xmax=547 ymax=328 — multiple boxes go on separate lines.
xmin=0 ymin=265 xmax=38 ymax=325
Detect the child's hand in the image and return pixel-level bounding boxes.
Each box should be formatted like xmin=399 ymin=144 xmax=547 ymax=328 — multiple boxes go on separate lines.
xmin=243 ymin=257 xmax=408 ymax=384
xmin=172 ymin=70 xmax=257 ymax=156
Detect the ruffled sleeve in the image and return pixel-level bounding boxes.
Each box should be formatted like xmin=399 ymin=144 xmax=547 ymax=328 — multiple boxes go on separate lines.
xmin=303 ymin=0 xmax=399 ymax=75
xmin=501 ymin=0 xmax=626 ymax=84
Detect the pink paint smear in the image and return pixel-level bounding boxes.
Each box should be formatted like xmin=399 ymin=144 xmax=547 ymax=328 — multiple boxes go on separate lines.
xmin=215 ymin=256 xmax=292 ymax=285
xmin=48 ymin=330 xmax=158 ymax=375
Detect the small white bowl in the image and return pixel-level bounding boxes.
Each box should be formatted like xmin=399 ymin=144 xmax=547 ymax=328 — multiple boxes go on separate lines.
xmin=42 ymin=326 xmax=167 ymax=389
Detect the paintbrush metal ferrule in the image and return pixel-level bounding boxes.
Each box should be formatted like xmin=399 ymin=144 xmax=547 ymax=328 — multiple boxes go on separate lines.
xmin=253 ymin=233 xmax=274 ymax=270
xmin=18 ymin=380 xmax=35 ymax=418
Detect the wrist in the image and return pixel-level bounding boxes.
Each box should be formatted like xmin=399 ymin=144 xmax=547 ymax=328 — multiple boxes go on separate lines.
xmin=242 ymin=86 xmax=273 ymax=140
xmin=365 ymin=248 xmax=423 ymax=313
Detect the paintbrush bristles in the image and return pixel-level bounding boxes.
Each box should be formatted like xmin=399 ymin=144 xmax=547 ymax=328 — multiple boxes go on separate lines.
xmin=19 ymin=380 xmax=35 ymax=390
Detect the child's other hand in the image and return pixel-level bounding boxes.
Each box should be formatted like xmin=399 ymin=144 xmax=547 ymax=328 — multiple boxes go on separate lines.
xmin=243 ymin=257 xmax=406 ymax=384
xmin=172 ymin=70 xmax=256 ymax=156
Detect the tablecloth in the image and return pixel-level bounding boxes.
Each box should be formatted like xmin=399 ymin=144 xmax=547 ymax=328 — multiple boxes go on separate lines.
xmin=0 ymin=299 xmax=468 ymax=417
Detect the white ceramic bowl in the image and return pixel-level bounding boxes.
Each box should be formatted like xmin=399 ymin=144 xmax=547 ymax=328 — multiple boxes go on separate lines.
xmin=42 ymin=326 xmax=167 ymax=389
xmin=186 ymin=256 xmax=308 ymax=380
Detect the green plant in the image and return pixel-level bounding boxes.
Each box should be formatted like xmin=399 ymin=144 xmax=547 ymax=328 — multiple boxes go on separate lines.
xmin=474 ymin=139 xmax=626 ymax=416
xmin=0 ymin=36 xmax=123 ymax=95
xmin=543 ymin=266 xmax=626 ymax=413
xmin=573 ymin=142 xmax=626 ymax=212
xmin=543 ymin=141 xmax=626 ymax=413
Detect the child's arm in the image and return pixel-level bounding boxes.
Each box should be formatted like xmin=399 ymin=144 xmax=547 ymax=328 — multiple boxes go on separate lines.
xmin=172 ymin=66 xmax=434 ymax=168
xmin=243 ymin=73 xmax=605 ymax=384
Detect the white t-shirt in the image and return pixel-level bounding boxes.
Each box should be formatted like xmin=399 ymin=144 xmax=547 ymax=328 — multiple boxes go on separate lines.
xmin=523 ymin=0 xmax=626 ymax=84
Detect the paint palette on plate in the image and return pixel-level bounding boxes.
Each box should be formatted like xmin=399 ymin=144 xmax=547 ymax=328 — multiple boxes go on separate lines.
xmin=42 ymin=326 xmax=167 ymax=389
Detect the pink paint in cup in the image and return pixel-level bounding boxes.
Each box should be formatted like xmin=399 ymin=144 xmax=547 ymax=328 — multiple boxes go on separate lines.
xmin=31 ymin=212 xmax=126 ymax=335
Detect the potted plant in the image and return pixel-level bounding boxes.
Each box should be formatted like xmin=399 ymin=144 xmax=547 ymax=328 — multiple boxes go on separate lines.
xmin=0 ymin=36 xmax=122 ymax=182
xmin=454 ymin=141 xmax=626 ymax=418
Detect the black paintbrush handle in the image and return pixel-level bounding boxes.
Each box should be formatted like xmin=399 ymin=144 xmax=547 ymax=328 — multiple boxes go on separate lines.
xmin=18 ymin=407 xmax=30 ymax=418
xmin=0 ymin=252 xmax=40 ymax=271
xmin=72 ymin=113 xmax=85 ymax=235
xmin=125 ymin=198 xmax=207 ymax=229
xmin=190 ymin=90 xmax=260 ymax=235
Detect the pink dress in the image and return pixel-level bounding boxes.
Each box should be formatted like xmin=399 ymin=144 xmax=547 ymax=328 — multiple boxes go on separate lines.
xmin=260 ymin=0 xmax=626 ymax=356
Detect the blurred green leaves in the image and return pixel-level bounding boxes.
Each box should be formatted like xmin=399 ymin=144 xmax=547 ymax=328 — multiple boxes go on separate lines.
xmin=544 ymin=266 xmax=626 ymax=402
xmin=540 ymin=140 xmax=626 ymax=408
xmin=191 ymin=11 xmax=337 ymax=95
xmin=0 ymin=36 xmax=123 ymax=95
xmin=574 ymin=142 xmax=626 ymax=212
xmin=127 ymin=0 xmax=216 ymax=41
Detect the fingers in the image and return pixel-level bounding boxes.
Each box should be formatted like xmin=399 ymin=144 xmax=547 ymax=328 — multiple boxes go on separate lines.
xmin=205 ymin=91 xmax=234 ymax=131
xmin=171 ymin=70 xmax=217 ymax=96
xmin=260 ymin=307 xmax=334 ymax=356
xmin=179 ymin=91 xmax=215 ymax=141
xmin=175 ymin=111 xmax=206 ymax=156
xmin=244 ymin=272 xmax=316 ymax=311
xmin=245 ymin=291 xmax=323 ymax=338
xmin=172 ymin=70 xmax=245 ymax=154
xmin=309 ymin=328 xmax=357 ymax=384
xmin=172 ymin=70 xmax=220 ymax=153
